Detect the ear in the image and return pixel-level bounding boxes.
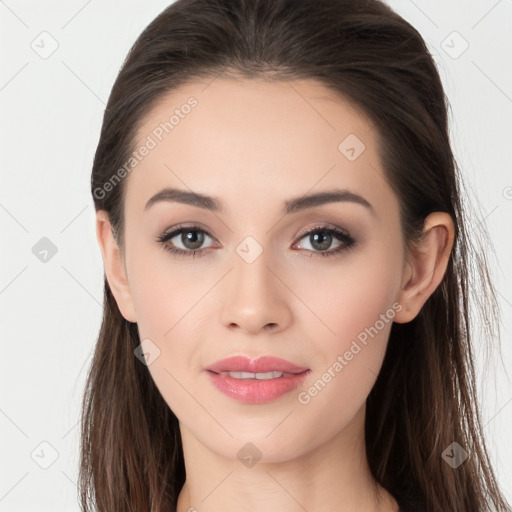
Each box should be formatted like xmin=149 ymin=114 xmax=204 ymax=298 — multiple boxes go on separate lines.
xmin=95 ymin=210 xmax=137 ymax=323
xmin=394 ymin=212 xmax=455 ymax=324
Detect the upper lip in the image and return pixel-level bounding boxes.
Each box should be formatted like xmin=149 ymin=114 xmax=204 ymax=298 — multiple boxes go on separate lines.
xmin=204 ymin=355 xmax=309 ymax=374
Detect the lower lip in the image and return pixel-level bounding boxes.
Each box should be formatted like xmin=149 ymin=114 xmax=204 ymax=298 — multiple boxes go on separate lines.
xmin=206 ymin=370 xmax=310 ymax=404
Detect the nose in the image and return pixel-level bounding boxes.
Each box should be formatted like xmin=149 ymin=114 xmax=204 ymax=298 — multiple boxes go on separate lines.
xmin=219 ymin=246 xmax=292 ymax=335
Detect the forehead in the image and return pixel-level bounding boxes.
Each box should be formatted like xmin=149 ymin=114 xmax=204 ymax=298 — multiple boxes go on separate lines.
xmin=125 ymin=77 xmax=392 ymax=216
xmin=135 ymin=76 xmax=376 ymax=151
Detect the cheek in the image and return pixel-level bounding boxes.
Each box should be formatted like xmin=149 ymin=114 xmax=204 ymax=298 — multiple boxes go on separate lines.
xmin=126 ymin=247 xmax=216 ymax=409
xmin=292 ymin=238 xmax=402 ymax=348
xmin=127 ymin=239 xmax=205 ymax=337
xmin=289 ymin=241 xmax=402 ymax=411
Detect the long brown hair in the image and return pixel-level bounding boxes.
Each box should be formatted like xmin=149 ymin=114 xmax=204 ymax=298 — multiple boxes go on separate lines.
xmin=81 ymin=0 xmax=510 ymax=511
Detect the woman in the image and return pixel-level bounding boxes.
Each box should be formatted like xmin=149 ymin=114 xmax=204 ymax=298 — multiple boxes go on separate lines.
xmin=80 ymin=0 xmax=510 ymax=511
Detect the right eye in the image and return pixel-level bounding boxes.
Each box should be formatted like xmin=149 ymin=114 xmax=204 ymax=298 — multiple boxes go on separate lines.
xmin=156 ymin=225 xmax=217 ymax=258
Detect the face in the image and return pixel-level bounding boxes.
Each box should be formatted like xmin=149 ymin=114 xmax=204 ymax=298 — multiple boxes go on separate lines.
xmin=102 ymin=77 xmax=411 ymax=463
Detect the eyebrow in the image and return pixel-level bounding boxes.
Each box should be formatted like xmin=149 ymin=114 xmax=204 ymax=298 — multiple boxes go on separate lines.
xmin=144 ymin=187 xmax=375 ymax=215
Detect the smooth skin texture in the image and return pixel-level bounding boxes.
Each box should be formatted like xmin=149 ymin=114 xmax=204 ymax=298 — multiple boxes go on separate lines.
xmin=96 ymin=77 xmax=454 ymax=512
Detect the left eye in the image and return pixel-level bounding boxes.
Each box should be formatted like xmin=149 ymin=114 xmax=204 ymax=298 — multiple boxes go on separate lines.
xmin=293 ymin=225 xmax=356 ymax=257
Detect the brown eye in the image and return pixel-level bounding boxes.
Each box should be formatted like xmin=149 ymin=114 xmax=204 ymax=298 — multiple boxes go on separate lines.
xmin=295 ymin=226 xmax=356 ymax=258
xmin=156 ymin=225 xmax=215 ymax=258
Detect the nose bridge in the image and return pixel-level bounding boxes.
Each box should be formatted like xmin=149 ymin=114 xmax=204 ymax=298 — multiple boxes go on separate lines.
xmin=232 ymin=234 xmax=277 ymax=303
xmin=218 ymin=233 xmax=291 ymax=332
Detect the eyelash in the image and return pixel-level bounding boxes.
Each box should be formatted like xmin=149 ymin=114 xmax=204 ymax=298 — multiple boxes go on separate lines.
xmin=156 ymin=224 xmax=357 ymax=259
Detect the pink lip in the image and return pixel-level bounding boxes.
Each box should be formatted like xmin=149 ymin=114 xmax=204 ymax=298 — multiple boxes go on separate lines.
xmin=204 ymin=355 xmax=309 ymax=374
xmin=204 ymin=355 xmax=310 ymax=404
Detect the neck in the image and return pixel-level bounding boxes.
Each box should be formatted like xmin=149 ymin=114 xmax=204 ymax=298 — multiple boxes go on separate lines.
xmin=175 ymin=405 xmax=399 ymax=512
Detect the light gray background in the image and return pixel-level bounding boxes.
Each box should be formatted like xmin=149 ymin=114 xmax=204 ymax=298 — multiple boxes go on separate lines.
xmin=1 ymin=1 xmax=511 ymax=510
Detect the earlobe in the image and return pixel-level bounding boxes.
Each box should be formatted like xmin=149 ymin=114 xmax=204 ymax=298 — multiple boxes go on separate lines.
xmin=394 ymin=212 xmax=455 ymax=324
xmin=95 ymin=210 xmax=137 ymax=323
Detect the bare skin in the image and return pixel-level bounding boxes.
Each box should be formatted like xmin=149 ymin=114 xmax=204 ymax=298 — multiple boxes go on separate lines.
xmin=96 ymin=77 xmax=454 ymax=512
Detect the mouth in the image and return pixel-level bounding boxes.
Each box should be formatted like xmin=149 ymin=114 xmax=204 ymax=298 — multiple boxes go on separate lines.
xmin=204 ymin=355 xmax=310 ymax=404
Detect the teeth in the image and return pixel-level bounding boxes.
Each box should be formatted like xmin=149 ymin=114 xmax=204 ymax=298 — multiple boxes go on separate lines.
xmin=220 ymin=371 xmax=289 ymax=379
